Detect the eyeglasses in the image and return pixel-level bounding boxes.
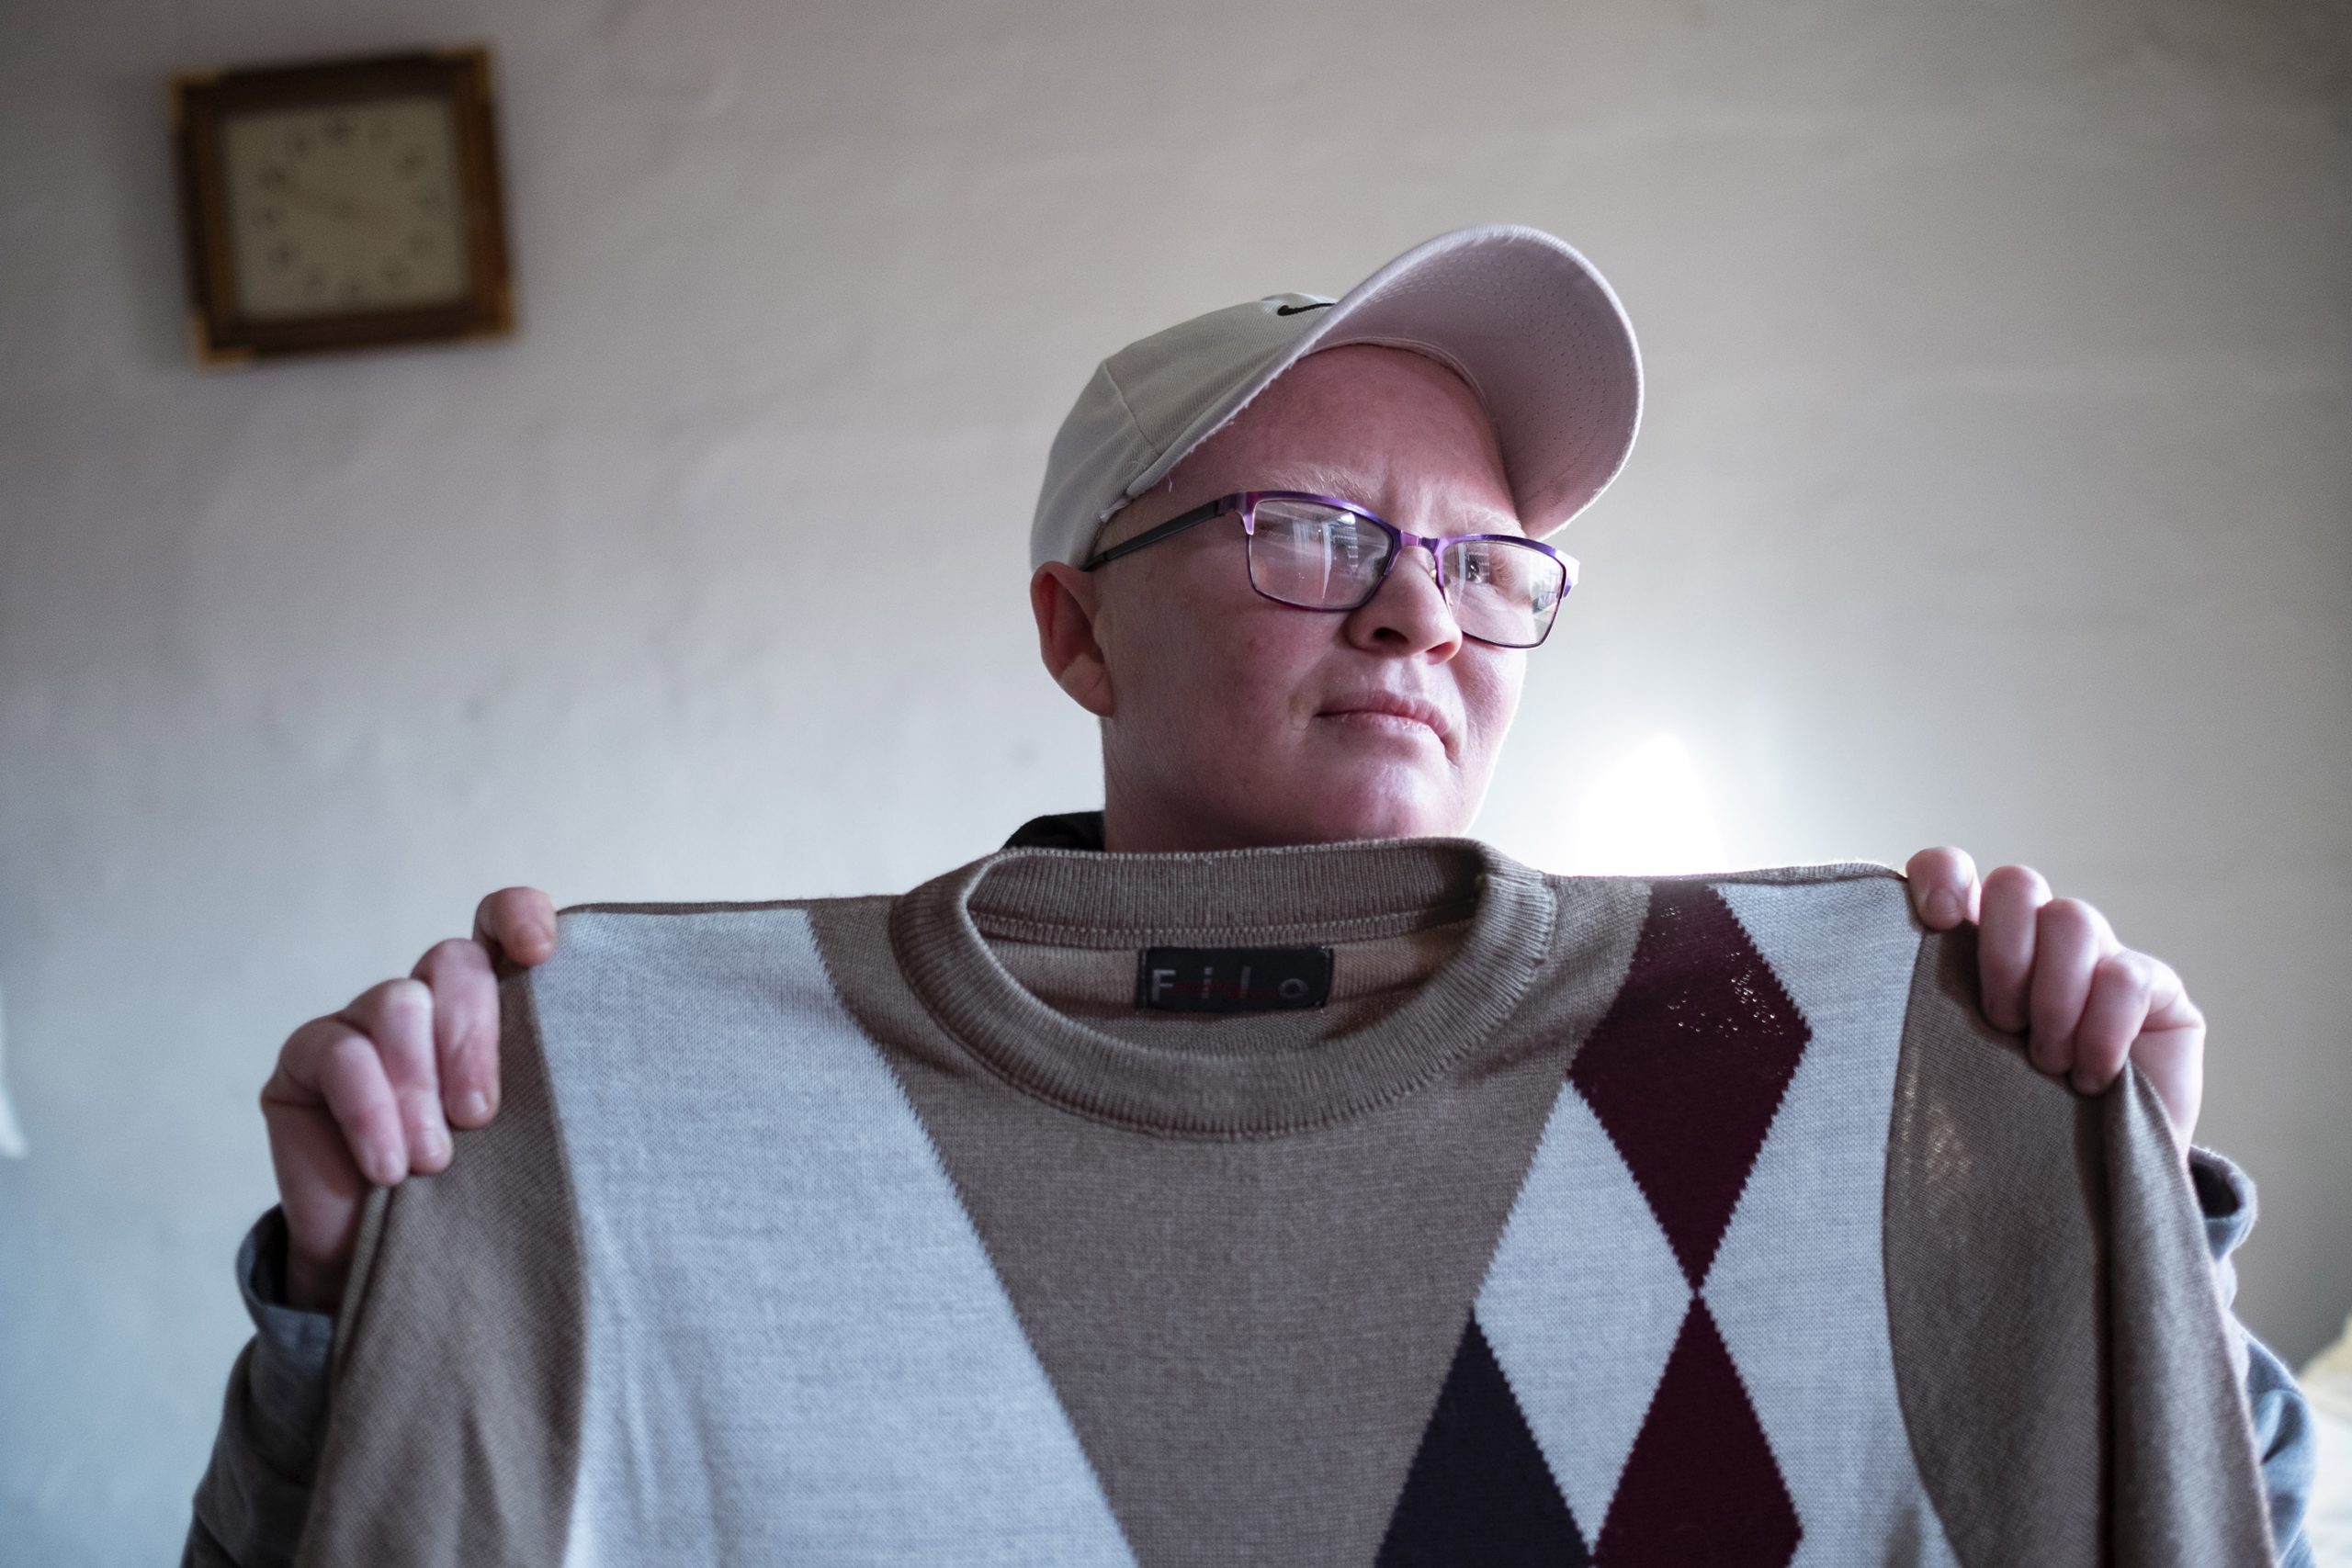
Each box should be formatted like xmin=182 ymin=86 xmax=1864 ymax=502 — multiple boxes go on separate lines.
xmin=1080 ymin=491 xmax=1578 ymax=649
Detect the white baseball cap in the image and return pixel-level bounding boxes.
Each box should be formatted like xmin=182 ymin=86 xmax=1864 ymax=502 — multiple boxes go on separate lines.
xmin=1029 ymin=222 xmax=1643 ymax=571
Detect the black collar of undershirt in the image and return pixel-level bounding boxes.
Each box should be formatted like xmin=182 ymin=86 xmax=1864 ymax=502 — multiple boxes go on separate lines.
xmin=1001 ymin=810 xmax=1107 ymax=852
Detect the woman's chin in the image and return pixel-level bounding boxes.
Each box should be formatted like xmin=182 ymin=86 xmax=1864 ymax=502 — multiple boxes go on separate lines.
xmin=1295 ymin=775 xmax=1468 ymax=843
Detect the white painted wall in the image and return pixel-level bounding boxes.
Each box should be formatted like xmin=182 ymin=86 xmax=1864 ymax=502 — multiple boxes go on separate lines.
xmin=2 ymin=1 xmax=2346 ymax=1560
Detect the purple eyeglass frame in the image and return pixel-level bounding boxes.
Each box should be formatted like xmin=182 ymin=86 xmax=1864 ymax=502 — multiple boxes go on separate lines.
xmin=1079 ymin=490 xmax=1580 ymax=649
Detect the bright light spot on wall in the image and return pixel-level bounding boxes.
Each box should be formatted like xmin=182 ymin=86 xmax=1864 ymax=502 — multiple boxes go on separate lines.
xmin=0 ymin=983 xmax=23 ymax=1157
xmin=1571 ymin=734 xmax=1728 ymax=874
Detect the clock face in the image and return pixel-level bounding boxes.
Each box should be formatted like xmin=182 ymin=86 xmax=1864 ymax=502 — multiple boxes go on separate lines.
xmin=219 ymin=96 xmax=470 ymax=320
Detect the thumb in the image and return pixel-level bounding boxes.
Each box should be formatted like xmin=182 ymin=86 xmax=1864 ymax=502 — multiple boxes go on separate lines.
xmin=472 ymin=886 xmax=558 ymax=968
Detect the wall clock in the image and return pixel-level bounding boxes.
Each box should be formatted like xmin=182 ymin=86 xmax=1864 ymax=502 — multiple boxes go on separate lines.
xmin=171 ymin=46 xmax=514 ymax=364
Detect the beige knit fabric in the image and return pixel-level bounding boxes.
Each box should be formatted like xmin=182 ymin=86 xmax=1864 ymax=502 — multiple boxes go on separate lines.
xmin=286 ymin=840 xmax=2278 ymax=1567
xmin=1885 ymin=919 xmax=2276 ymax=1565
xmin=297 ymin=975 xmax=584 ymax=1568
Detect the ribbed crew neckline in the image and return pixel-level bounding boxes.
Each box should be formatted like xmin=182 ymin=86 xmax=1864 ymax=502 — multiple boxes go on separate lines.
xmin=890 ymin=837 xmax=1556 ymax=1136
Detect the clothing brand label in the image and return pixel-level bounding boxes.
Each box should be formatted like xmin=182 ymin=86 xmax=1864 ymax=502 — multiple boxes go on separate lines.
xmin=1136 ymin=946 xmax=1334 ymax=1012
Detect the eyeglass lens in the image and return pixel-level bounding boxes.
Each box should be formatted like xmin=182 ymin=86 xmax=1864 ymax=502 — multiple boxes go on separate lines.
xmin=1244 ymin=497 xmax=1566 ymax=648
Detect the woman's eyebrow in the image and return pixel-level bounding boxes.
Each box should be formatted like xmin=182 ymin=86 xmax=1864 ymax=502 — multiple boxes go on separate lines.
xmin=1261 ymin=460 xmax=1372 ymax=502
xmin=1272 ymin=462 xmax=1523 ymax=535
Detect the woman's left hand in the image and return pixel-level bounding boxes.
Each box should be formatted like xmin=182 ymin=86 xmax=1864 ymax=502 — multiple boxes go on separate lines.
xmin=1905 ymin=847 xmax=2204 ymax=1150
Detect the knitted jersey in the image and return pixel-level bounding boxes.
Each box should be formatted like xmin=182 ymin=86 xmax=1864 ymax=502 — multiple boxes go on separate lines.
xmin=290 ymin=837 xmax=2278 ymax=1568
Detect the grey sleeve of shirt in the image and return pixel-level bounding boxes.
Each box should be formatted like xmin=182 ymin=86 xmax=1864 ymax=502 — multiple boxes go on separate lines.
xmin=2188 ymin=1145 xmax=2318 ymax=1568
xmin=182 ymin=1207 xmax=334 ymax=1568
xmin=185 ymin=1155 xmax=2322 ymax=1567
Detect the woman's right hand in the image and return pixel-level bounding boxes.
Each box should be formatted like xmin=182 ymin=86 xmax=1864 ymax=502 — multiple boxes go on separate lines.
xmin=257 ymin=887 xmax=559 ymax=1314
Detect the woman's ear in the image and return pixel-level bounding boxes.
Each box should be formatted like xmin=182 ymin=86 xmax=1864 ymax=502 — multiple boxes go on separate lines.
xmin=1030 ymin=562 xmax=1116 ymax=718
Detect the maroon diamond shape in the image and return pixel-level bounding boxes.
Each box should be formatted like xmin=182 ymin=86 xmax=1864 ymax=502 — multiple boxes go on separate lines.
xmin=1567 ymin=882 xmax=1810 ymax=1285
xmin=1593 ymin=1301 xmax=1801 ymax=1567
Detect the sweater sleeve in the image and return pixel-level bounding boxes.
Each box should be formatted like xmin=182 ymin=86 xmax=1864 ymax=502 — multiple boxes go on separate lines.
xmin=2092 ymin=1063 xmax=2283 ymax=1565
xmin=2186 ymin=1146 xmax=2319 ymax=1568
xmin=288 ymin=970 xmax=586 ymax=1568
xmin=1883 ymin=920 xmax=2280 ymax=1567
xmin=181 ymin=1207 xmax=336 ymax=1568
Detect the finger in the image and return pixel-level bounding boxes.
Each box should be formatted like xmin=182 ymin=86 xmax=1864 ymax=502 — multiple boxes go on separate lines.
xmin=267 ymin=1015 xmax=410 ymax=1188
xmin=2025 ymin=897 xmax=2118 ymax=1079
xmin=2067 ymin=947 xmax=2157 ymax=1095
xmin=257 ymin=1076 xmax=373 ymax=1310
xmin=2127 ymin=954 xmax=2205 ymax=1143
xmin=474 ymin=887 xmax=557 ymax=968
xmin=1975 ymin=863 xmax=2052 ymax=1034
xmin=411 ymin=938 xmax=502 ymax=1128
xmin=339 ymin=978 xmax=452 ymax=1174
xmin=2142 ymin=955 xmax=2202 ymax=1036
xmin=1904 ymin=846 xmax=1979 ymax=929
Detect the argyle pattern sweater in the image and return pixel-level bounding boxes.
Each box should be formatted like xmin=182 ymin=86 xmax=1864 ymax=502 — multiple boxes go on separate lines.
xmin=289 ymin=838 xmax=2278 ymax=1568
